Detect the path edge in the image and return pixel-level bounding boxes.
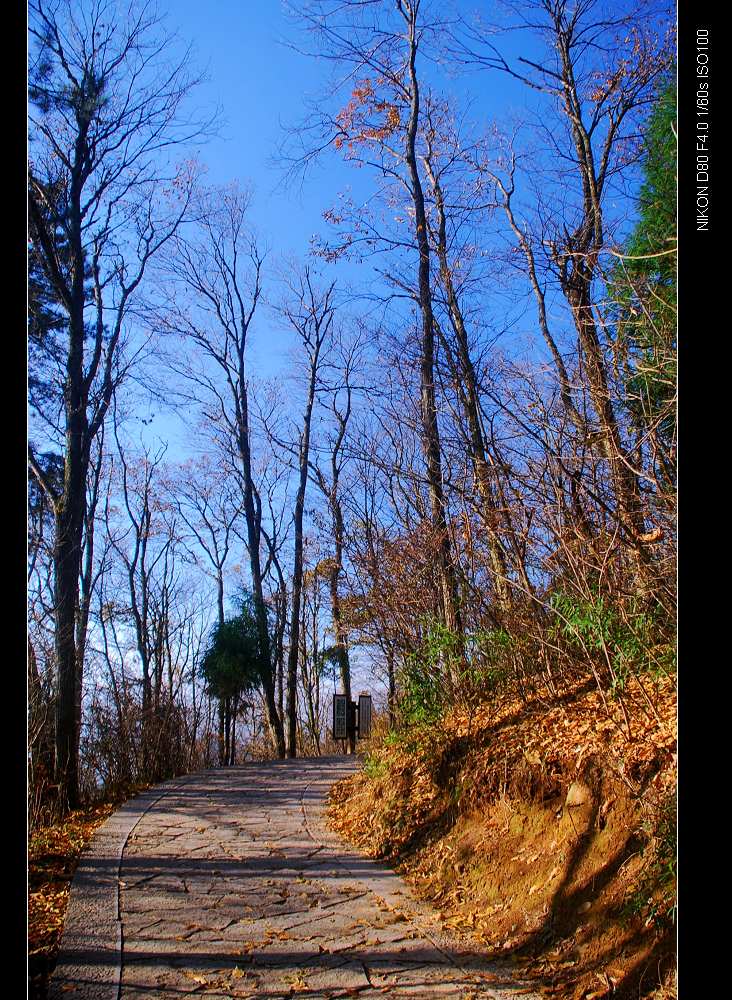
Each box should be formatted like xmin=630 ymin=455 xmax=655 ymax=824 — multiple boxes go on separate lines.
xmin=300 ymin=757 xmax=545 ymax=1000
xmin=47 ymin=775 xmax=190 ymax=1000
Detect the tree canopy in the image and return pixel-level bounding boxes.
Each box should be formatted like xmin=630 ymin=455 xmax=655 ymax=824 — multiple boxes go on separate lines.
xmin=200 ymin=595 xmax=267 ymax=703
xmin=609 ymin=73 xmax=677 ymax=461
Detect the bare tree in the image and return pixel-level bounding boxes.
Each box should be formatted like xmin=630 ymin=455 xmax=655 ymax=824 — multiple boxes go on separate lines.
xmin=99 ymin=430 xmax=205 ymax=782
xmin=272 ymin=267 xmax=336 ymax=757
xmin=308 ymin=328 xmax=367 ymax=753
xmin=454 ymin=0 xmax=672 ymax=578
xmin=168 ymin=456 xmax=242 ymax=626
xmin=298 ymin=560 xmax=326 ymax=755
xmin=27 ymin=0 xmax=208 ymax=807
xmin=288 ymin=0 xmax=462 ymax=640
xmin=153 ymin=185 xmax=286 ymax=757
xmin=253 ymin=458 xmax=293 ymax=726
xmin=417 ymin=97 xmax=528 ymax=610
xmin=164 ymin=456 xmax=243 ymax=762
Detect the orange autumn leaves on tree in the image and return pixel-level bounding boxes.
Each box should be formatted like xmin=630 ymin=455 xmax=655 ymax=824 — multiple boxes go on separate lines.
xmin=587 ymin=25 xmax=673 ymax=105
xmin=334 ymin=77 xmax=403 ymax=154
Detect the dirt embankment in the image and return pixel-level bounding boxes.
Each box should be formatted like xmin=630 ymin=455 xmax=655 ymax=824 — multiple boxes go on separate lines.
xmin=327 ymin=675 xmax=676 ymax=1000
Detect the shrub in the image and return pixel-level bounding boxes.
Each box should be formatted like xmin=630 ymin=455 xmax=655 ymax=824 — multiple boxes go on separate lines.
xmin=548 ymin=591 xmax=672 ymax=695
xmin=397 ymin=620 xmax=515 ymax=726
xmin=363 ymin=752 xmax=389 ymax=779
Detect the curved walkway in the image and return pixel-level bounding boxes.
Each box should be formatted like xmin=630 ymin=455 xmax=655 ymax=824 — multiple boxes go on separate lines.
xmin=50 ymin=757 xmax=541 ymax=999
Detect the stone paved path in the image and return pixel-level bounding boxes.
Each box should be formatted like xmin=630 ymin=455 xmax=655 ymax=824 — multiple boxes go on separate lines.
xmin=50 ymin=757 xmax=541 ymax=999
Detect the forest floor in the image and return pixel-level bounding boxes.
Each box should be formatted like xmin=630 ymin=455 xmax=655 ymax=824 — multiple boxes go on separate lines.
xmin=327 ymin=672 xmax=677 ymax=1000
xmin=29 ymin=801 xmax=116 ymax=1000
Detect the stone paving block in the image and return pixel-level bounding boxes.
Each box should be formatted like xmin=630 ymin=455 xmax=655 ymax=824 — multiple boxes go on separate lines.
xmin=50 ymin=757 xmax=543 ymax=1000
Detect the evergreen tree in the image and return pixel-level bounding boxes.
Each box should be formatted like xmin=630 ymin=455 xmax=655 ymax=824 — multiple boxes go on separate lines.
xmin=611 ymin=75 xmax=677 ymax=456
xmin=201 ymin=594 xmax=266 ymax=703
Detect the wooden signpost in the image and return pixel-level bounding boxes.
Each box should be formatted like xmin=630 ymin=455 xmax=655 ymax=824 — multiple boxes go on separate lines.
xmin=333 ymin=694 xmax=348 ymax=740
xmin=357 ymin=693 xmax=372 ymax=739
xmin=332 ymin=691 xmax=372 ymax=743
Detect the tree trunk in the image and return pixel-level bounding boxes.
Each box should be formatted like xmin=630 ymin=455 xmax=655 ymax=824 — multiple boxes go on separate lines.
xmin=569 ymin=283 xmax=647 ymax=549
xmin=232 ymin=693 xmax=239 ymax=765
xmin=53 ymin=409 xmax=87 ymax=810
xmin=285 ymin=302 xmax=324 ymax=756
xmin=328 ymin=496 xmax=355 ymax=753
xmin=387 ymin=648 xmax=397 ymax=728
xmin=218 ymin=699 xmax=225 ymax=766
xmin=402 ymin=8 xmax=461 ymax=639
xmin=426 ymin=160 xmax=512 ymax=609
xmin=237 ymin=397 xmax=286 ymax=758
xmin=285 ymin=448 xmax=310 ymax=757
xmin=224 ymin=697 xmax=232 ymax=766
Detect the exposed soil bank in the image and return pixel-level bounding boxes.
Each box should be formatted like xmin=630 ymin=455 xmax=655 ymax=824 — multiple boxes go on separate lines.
xmin=327 ymin=674 xmax=676 ymax=999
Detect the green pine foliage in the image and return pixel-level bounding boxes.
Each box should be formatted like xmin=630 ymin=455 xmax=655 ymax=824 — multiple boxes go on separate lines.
xmin=610 ymin=75 xmax=677 ymax=456
xmin=200 ymin=594 xmax=266 ymax=701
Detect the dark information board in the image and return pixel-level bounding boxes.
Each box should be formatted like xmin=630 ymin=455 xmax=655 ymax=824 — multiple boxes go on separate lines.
xmin=333 ymin=693 xmax=348 ymax=740
xmin=358 ymin=694 xmax=372 ymax=738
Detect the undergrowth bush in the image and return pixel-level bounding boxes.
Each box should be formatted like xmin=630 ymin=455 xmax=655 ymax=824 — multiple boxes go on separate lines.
xmin=397 ymin=619 xmax=516 ymax=727
xmin=363 ymin=751 xmax=389 ymax=779
xmin=549 ymin=590 xmax=674 ymax=696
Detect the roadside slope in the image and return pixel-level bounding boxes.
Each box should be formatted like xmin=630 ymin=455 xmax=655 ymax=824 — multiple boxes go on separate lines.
xmin=327 ymin=675 xmax=676 ymax=1000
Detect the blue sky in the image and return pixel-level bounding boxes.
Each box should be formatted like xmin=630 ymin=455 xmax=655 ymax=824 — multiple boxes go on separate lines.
xmin=169 ymin=1 xmax=374 ymax=274
xmin=166 ymin=0 xmax=544 ymax=255
xmin=136 ymin=1 xmax=551 ymax=454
